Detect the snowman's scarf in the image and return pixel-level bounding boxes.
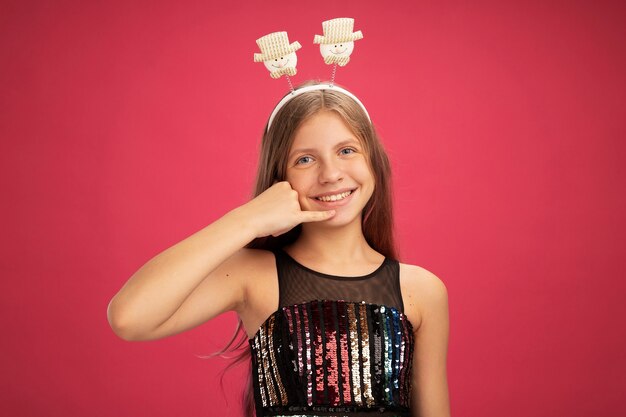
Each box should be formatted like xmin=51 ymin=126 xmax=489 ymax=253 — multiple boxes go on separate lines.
xmin=324 ymin=55 xmax=350 ymax=67
xmin=270 ymin=66 xmax=297 ymax=79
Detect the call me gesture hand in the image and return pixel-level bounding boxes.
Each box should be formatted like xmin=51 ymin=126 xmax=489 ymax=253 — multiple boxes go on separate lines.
xmin=241 ymin=181 xmax=336 ymax=238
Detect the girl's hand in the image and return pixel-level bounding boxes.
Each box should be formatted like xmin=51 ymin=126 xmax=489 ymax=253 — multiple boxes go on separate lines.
xmin=240 ymin=181 xmax=336 ymax=238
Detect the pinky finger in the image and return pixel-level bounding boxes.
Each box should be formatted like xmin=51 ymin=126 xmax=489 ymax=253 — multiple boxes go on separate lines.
xmin=301 ymin=210 xmax=336 ymax=223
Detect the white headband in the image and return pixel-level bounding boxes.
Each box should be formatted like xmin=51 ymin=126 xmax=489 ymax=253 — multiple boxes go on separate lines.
xmin=267 ymin=83 xmax=371 ymax=131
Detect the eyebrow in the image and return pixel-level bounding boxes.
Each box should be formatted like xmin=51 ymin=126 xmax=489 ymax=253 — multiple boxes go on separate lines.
xmin=288 ymin=138 xmax=361 ymax=159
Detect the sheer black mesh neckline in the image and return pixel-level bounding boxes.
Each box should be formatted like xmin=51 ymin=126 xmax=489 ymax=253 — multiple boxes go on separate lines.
xmin=274 ymin=247 xmax=405 ymax=314
xmin=277 ymin=247 xmax=389 ymax=281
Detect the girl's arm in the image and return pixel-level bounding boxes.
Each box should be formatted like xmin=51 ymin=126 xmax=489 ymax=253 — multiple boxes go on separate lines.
xmin=107 ymin=205 xmax=258 ymax=341
xmin=406 ymin=267 xmax=451 ymax=417
xmin=107 ymin=181 xmax=335 ymax=342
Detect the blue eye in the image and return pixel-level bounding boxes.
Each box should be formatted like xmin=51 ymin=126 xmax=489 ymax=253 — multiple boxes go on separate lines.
xmin=296 ymin=156 xmax=312 ymax=165
xmin=295 ymin=148 xmax=356 ymax=165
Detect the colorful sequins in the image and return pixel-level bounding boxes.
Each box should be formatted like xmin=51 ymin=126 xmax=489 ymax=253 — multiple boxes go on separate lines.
xmin=249 ymin=300 xmax=413 ymax=417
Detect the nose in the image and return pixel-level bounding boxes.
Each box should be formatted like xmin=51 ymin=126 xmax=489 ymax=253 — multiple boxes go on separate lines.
xmin=318 ymin=159 xmax=343 ymax=184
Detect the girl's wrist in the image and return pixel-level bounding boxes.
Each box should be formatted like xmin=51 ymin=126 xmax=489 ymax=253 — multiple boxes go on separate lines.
xmin=225 ymin=205 xmax=260 ymax=241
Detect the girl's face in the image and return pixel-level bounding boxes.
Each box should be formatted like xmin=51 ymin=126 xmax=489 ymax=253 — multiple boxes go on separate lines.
xmin=285 ymin=110 xmax=375 ymax=225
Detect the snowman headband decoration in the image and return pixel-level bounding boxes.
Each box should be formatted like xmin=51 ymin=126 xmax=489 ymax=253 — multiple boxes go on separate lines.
xmin=254 ymin=18 xmax=369 ymax=130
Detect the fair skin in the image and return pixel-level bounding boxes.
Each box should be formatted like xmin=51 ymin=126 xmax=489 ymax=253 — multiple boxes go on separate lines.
xmin=107 ymin=110 xmax=450 ymax=417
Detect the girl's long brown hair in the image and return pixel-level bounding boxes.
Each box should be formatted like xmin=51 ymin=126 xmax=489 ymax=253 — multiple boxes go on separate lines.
xmin=212 ymin=80 xmax=398 ymax=417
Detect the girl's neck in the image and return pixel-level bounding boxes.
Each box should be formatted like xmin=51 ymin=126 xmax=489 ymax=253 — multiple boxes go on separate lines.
xmin=286 ymin=219 xmax=380 ymax=265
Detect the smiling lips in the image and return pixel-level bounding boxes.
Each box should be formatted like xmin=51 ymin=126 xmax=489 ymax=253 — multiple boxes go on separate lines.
xmin=311 ymin=189 xmax=356 ymax=207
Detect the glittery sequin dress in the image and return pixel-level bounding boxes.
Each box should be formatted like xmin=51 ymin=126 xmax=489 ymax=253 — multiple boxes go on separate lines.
xmin=249 ymin=248 xmax=414 ymax=417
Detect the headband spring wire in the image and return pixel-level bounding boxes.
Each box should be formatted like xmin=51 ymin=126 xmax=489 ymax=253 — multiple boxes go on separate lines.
xmin=330 ymin=63 xmax=338 ymax=86
xmin=285 ymin=74 xmax=295 ymax=93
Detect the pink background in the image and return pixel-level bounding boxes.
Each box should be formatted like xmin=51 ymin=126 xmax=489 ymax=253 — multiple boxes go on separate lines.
xmin=1 ymin=0 xmax=625 ymax=416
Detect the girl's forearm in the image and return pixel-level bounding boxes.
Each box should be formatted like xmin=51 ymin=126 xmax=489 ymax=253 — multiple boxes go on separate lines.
xmin=107 ymin=205 xmax=257 ymax=338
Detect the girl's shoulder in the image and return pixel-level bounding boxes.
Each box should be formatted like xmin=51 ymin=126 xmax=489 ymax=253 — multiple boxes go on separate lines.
xmin=235 ymin=248 xmax=280 ymax=338
xmin=399 ymin=262 xmax=447 ymax=294
xmin=236 ymin=247 xmax=278 ymax=282
xmin=398 ymin=262 xmax=448 ymax=331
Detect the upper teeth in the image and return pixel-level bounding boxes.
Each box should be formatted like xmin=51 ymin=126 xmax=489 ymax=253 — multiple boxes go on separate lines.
xmin=315 ymin=190 xmax=353 ymax=202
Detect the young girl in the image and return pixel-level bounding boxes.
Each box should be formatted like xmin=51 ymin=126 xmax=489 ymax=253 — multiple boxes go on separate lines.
xmin=108 ymin=81 xmax=450 ymax=417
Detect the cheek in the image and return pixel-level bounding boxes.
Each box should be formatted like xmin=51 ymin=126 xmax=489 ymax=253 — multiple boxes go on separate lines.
xmin=285 ymin=174 xmax=306 ymax=196
xmin=292 ymin=184 xmax=313 ymax=208
xmin=358 ymin=166 xmax=376 ymax=200
xmin=299 ymin=194 xmax=311 ymax=209
xmin=354 ymin=161 xmax=375 ymax=183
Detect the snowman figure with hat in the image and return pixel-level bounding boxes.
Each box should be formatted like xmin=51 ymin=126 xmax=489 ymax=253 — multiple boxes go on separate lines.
xmin=314 ymin=17 xmax=363 ymax=67
xmin=254 ymin=32 xmax=302 ymax=79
